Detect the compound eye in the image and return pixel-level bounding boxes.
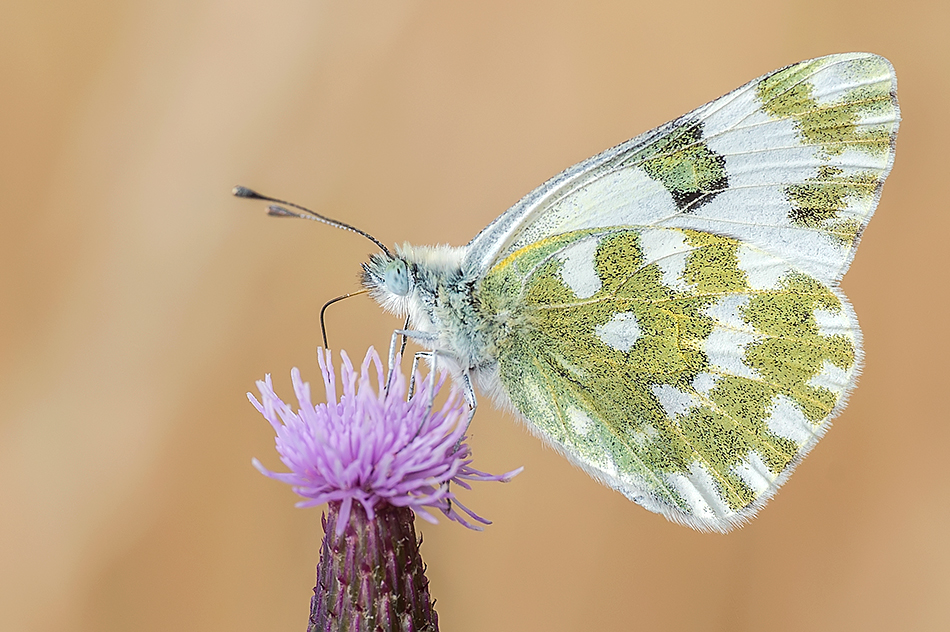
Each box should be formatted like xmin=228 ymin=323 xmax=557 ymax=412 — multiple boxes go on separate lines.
xmin=384 ymin=259 xmax=411 ymax=297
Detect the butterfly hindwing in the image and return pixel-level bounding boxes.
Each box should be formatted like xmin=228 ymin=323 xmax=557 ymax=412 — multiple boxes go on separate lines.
xmin=478 ymin=227 xmax=859 ymax=530
xmin=465 ymin=53 xmax=898 ymax=285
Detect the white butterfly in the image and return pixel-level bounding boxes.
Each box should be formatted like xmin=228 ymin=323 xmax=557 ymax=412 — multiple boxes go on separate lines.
xmin=240 ymin=53 xmax=899 ymax=531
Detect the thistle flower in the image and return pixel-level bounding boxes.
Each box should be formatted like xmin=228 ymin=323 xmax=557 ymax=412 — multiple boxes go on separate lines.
xmin=250 ymin=347 xmax=521 ymax=632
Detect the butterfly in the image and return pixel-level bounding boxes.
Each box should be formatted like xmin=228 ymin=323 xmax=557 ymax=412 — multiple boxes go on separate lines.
xmin=240 ymin=53 xmax=899 ymax=531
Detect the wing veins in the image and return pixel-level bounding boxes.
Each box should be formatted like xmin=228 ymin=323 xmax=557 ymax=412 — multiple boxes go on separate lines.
xmin=530 ymin=352 xmax=676 ymax=501
xmin=471 ymin=55 xmax=896 ymax=273
xmin=524 ymin=131 xmax=888 ymax=237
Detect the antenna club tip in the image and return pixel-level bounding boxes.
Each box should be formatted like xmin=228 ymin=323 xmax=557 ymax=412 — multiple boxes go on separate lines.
xmin=232 ymin=185 xmax=258 ymax=198
xmin=267 ymin=205 xmax=295 ymax=217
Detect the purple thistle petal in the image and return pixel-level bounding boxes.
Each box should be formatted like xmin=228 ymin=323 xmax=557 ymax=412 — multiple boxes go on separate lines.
xmin=251 ymin=346 xmax=520 ymax=531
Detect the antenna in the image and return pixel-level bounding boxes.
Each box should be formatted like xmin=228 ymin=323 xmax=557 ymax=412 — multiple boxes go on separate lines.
xmin=232 ymin=186 xmax=392 ymax=257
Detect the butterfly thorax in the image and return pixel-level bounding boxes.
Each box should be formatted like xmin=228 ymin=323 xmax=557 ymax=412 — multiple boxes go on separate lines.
xmin=362 ymin=243 xmax=503 ymax=378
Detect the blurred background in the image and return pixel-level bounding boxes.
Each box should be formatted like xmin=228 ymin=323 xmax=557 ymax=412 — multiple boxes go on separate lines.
xmin=2 ymin=1 xmax=948 ymax=630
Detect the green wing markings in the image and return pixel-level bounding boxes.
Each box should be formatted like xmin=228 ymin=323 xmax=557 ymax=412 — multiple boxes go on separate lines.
xmin=681 ymin=231 xmax=748 ymax=293
xmin=478 ymin=227 xmax=857 ymax=524
xmin=754 ymin=55 xmax=897 ymax=251
xmin=786 ymin=165 xmax=878 ymax=245
xmin=756 ymin=56 xmax=895 ymax=158
xmin=633 ymin=122 xmax=729 ymax=212
xmin=740 ymin=272 xmax=856 ymax=422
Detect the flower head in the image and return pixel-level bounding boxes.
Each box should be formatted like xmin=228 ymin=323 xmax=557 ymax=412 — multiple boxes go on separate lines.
xmin=251 ymin=347 xmax=521 ymax=534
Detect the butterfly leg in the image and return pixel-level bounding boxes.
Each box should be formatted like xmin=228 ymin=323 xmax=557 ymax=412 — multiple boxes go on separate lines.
xmin=409 ymin=350 xmax=477 ymax=425
xmin=442 ymin=368 xmax=479 ymax=518
xmin=407 ymin=351 xmax=476 ymax=431
xmin=460 ymin=369 xmax=477 ymax=429
xmin=398 ymin=315 xmax=410 ymax=358
xmin=406 ymin=350 xmax=441 ymax=420
xmin=386 ymin=328 xmax=437 ymax=394
xmin=422 ymin=351 xmax=438 ymax=418
xmin=407 ymin=351 xmax=433 ymax=400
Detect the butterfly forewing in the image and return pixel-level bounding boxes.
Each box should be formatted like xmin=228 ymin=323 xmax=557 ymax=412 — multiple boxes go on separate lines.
xmin=479 ymin=227 xmax=859 ymax=530
xmin=465 ymin=53 xmax=898 ymax=286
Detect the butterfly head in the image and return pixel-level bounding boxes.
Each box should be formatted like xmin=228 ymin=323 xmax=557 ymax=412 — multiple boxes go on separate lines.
xmin=361 ymin=243 xmax=467 ymax=323
xmin=362 ymin=251 xmax=415 ymax=316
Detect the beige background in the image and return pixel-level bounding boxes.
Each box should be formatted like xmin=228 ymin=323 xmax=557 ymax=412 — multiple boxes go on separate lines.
xmin=2 ymin=1 xmax=948 ymax=630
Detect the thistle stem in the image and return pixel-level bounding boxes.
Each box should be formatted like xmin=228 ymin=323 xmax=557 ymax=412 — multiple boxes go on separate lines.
xmin=309 ymin=501 xmax=439 ymax=632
